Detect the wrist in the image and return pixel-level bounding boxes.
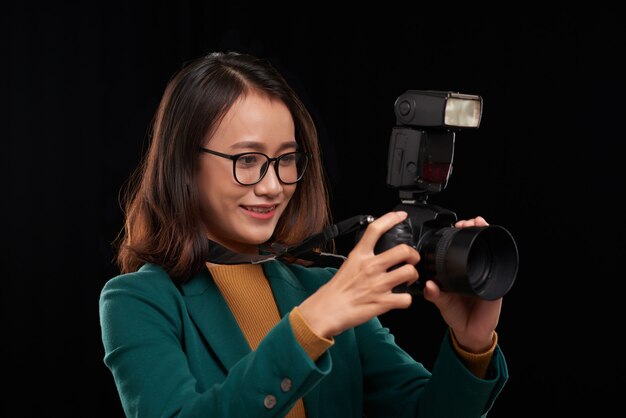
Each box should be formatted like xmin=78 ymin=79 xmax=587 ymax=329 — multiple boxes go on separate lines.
xmin=451 ymin=329 xmax=496 ymax=354
xmin=297 ymin=300 xmax=336 ymax=339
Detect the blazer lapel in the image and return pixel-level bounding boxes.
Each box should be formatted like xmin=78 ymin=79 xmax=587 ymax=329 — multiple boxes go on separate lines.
xmin=181 ymin=262 xmax=324 ymax=418
xmin=262 ymin=260 xmax=310 ymax=317
xmin=263 ymin=261 xmax=323 ymax=418
xmin=181 ymin=268 xmax=250 ymax=372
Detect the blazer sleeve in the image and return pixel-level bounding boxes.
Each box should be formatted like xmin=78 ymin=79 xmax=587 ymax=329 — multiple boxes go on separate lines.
xmin=287 ymin=262 xmax=509 ymax=417
xmin=356 ymin=317 xmax=508 ymax=418
xmin=99 ymin=270 xmax=332 ymax=418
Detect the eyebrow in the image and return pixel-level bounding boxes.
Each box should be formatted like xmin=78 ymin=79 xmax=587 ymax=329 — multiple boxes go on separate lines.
xmin=230 ymin=140 xmax=299 ymax=152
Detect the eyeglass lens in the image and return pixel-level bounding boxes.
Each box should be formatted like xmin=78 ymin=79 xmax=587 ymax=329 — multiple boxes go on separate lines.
xmin=235 ymin=152 xmax=307 ymax=185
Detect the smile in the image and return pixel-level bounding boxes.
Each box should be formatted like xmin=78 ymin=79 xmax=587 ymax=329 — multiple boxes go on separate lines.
xmin=243 ymin=205 xmax=277 ymax=213
xmin=241 ymin=205 xmax=279 ymax=220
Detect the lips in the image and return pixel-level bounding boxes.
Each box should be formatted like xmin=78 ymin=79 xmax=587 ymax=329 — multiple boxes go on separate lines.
xmin=240 ymin=204 xmax=279 ymax=220
xmin=242 ymin=205 xmax=277 ymax=213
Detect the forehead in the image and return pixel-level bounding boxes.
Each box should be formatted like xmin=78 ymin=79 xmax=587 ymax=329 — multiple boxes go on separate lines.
xmin=206 ymin=91 xmax=295 ymax=151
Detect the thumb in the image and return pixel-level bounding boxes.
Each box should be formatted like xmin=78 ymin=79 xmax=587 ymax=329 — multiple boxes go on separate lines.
xmin=422 ymin=280 xmax=448 ymax=309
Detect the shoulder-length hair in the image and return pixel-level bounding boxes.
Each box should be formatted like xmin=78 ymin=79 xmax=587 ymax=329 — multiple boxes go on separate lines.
xmin=115 ymin=51 xmax=331 ymax=282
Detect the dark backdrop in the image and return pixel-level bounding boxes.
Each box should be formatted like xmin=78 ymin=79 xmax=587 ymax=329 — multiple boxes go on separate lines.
xmin=3 ymin=3 xmax=624 ymax=417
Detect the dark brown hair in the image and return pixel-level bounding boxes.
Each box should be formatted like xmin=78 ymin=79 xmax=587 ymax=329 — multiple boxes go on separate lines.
xmin=115 ymin=52 xmax=331 ymax=282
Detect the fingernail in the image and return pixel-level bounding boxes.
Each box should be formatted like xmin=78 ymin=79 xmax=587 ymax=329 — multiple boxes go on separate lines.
xmin=396 ymin=211 xmax=408 ymax=218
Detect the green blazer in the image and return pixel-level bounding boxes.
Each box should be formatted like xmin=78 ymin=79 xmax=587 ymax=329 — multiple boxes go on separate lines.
xmin=99 ymin=261 xmax=508 ymax=417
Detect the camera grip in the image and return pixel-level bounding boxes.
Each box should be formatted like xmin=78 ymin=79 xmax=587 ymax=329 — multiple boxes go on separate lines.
xmin=358 ymin=218 xmax=424 ymax=295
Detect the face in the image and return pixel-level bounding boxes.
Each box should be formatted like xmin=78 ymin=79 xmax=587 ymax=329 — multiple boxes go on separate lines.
xmin=197 ymin=91 xmax=298 ymax=254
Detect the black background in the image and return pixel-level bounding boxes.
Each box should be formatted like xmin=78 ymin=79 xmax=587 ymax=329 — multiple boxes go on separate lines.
xmin=2 ymin=3 xmax=625 ymax=417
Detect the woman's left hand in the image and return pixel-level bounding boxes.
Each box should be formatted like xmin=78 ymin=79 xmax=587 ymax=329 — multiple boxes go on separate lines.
xmin=422 ymin=216 xmax=502 ymax=353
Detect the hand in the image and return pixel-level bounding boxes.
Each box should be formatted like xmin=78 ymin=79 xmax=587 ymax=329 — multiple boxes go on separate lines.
xmin=423 ymin=216 xmax=502 ymax=353
xmin=298 ymin=211 xmax=421 ymax=338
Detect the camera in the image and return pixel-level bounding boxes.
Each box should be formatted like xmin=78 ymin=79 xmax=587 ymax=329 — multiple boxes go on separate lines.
xmin=365 ymin=90 xmax=519 ymax=300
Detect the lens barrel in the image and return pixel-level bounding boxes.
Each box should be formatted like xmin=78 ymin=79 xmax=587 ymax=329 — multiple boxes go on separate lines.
xmin=419 ymin=225 xmax=518 ymax=300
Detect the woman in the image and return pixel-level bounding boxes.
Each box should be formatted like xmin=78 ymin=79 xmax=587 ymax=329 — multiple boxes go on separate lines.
xmin=100 ymin=51 xmax=508 ymax=417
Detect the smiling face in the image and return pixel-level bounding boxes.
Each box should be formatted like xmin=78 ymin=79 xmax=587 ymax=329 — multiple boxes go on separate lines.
xmin=197 ymin=91 xmax=298 ymax=254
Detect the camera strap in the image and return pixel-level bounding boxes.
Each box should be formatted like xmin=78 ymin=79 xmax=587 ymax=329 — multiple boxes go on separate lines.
xmin=206 ymin=214 xmax=373 ymax=268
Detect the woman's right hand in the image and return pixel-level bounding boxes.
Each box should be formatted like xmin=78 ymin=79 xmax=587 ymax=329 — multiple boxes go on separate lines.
xmin=297 ymin=211 xmax=421 ymax=339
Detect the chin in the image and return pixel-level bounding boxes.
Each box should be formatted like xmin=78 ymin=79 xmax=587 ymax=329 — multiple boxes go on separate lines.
xmin=241 ymin=232 xmax=274 ymax=247
xmin=247 ymin=224 xmax=278 ymax=241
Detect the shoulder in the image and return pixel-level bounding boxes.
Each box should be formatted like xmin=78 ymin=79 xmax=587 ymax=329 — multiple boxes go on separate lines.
xmin=99 ymin=263 xmax=183 ymax=313
xmin=99 ymin=264 xmax=188 ymax=335
xmin=101 ymin=263 xmax=178 ymax=295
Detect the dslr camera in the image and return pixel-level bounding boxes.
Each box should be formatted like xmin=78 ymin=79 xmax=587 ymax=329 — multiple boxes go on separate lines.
xmin=371 ymin=90 xmax=519 ymax=300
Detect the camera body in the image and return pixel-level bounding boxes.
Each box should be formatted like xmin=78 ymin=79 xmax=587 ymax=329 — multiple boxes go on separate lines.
xmin=368 ymin=90 xmax=519 ymax=300
xmin=374 ymin=203 xmax=517 ymax=300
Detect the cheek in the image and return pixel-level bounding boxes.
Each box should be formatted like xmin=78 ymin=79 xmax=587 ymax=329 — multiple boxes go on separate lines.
xmin=197 ymin=170 xmax=247 ymax=227
xmin=280 ymin=185 xmax=297 ymax=212
xmin=284 ymin=184 xmax=297 ymax=202
xmin=197 ymin=166 xmax=225 ymax=213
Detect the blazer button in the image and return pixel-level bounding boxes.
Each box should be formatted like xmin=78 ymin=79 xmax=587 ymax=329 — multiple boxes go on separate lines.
xmin=280 ymin=377 xmax=293 ymax=392
xmin=263 ymin=394 xmax=277 ymax=409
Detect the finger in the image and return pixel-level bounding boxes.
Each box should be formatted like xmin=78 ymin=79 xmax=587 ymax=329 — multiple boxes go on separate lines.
xmin=356 ymin=211 xmax=408 ymax=251
xmin=382 ymin=292 xmax=413 ymax=310
xmin=454 ymin=219 xmax=470 ymax=228
xmin=422 ymin=279 xmax=439 ymax=301
xmin=423 ymin=280 xmax=460 ymax=314
xmin=376 ymin=243 xmax=421 ymax=270
xmin=455 ymin=216 xmax=490 ymax=228
xmin=474 ymin=216 xmax=489 ymax=227
xmin=384 ymin=263 xmax=419 ymax=288
xmin=455 ymin=219 xmax=477 ymax=228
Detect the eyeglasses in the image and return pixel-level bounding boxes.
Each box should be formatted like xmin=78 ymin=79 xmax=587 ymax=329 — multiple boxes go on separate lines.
xmin=198 ymin=147 xmax=311 ymax=185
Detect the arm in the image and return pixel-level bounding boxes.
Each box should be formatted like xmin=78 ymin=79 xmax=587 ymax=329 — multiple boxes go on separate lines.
xmin=423 ymin=217 xmax=502 ymax=355
xmin=296 ymin=212 xmax=508 ymax=417
xmin=356 ymin=318 xmax=508 ymax=418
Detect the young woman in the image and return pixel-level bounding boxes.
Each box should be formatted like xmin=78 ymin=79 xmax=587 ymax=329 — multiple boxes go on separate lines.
xmin=99 ymin=51 xmax=508 ymax=417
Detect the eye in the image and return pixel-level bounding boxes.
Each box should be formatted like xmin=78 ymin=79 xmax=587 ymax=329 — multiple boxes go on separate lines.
xmin=237 ymin=154 xmax=262 ymax=167
xmin=279 ymin=153 xmax=298 ymax=165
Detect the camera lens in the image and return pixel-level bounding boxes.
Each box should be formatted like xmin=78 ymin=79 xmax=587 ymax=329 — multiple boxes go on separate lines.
xmin=420 ymin=225 xmax=518 ymax=300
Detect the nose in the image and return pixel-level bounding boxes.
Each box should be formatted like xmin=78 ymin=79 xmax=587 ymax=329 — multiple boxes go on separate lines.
xmin=253 ymin=162 xmax=283 ymax=197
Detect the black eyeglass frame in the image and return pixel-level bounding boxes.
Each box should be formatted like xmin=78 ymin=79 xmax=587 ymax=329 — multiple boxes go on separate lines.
xmin=198 ymin=147 xmax=312 ymax=186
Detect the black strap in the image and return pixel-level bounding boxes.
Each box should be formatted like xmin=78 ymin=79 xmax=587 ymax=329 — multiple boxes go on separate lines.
xmin=206 ymin=215 xmax=373 ymax=267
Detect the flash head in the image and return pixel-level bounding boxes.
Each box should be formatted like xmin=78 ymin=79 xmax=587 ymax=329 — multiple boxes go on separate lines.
xmin=387 ymin=90 xmax=484 ymax=199
xmin=395 ymin=90 xmax=482 ymax=130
